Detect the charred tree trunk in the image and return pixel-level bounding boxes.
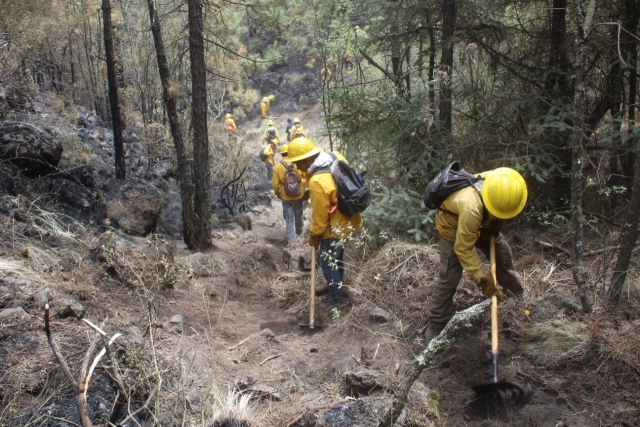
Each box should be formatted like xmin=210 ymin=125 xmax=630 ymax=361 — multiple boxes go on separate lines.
xmin=102 ymin=0 xmax=126 ymax=179
xmin=147 ymin=0 xmax=200 ymax=249
xmin=428 ymin=27 xmax=436 ymax=114
xmin=188 ymin=0 xmax=213 ymax=250
xmin=570 ymin=0 xmax=596 ymax=314
xmin=439 ymin=0 xmax=456 ymax=133
xmin=609 ymin=155 xmax=640 ymax=306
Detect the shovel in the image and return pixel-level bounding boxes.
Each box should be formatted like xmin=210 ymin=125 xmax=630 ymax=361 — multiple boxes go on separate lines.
xmin=299 ymin=248 xmax=322 ymax=330
xmin=472 ymin=236 xmax=525 ymax=401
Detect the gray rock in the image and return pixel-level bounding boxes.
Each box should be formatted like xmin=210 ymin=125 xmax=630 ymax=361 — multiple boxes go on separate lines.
xmin=299 ymin=251 xmax=312 ymax=270
xmin=169 ymin=314 xmax=184 ymax=333
xmin=400 ymin=323 xmax=414 ymax=338
xmin=56 ymin=297 xmax=85 ymax=319
xmin=104 ymin=178 xmax=162 ymax=236
xmin=0 ymin=307 xmax=31 ymax=319
xmin=0 ymin=121 xmax=62 ymax=176
xmin=342 ymin=368 xmax=387 ymax=396
xmin=31 ymin=288 xmax=52 ymax=307
xmin=369 ymin=306 xmax=389 ymax=323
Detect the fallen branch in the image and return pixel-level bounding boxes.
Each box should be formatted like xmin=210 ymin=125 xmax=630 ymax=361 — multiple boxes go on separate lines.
xmin=378 ymin=299 xmax=491 ymax=427
xmin=228 ymin=332 xmax=259 ymax=350
xmin=259 ymin=353 xmax=285 ymax=366
xmin=550 ymin=293 xmax=583 ymax=312
xmin=44 ymin=304 xmax=94 ymax=427
xmin=534 ymin=239 xmax=571 ymax=257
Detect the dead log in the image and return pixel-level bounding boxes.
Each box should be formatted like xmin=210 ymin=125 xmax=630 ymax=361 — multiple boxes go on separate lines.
xmin=378 ymin=299 xmax=490 ymax=427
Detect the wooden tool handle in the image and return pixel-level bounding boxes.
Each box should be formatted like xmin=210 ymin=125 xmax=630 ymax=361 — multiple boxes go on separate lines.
xmin=309 ymin=248 xmax=316 ymax=329
xmin=490 ymin=236 xmax=498 ymax=354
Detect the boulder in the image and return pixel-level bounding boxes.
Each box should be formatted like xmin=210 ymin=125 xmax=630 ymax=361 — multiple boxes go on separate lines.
xmin=104 ymin=178 xmax=162 ymax=236
xmin=0 ymin=121 xmax=62 ymax=176
xmin=55 ymin=297 xmax=85 ymax=319
xmin=229 ymin=213 xmax=252 ymax=231
xmin=342 ymin=368 xmax=387 ymax=396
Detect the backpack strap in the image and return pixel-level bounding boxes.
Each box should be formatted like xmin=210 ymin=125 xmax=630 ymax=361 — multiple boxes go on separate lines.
xmin=437 ymin=176 xmax=484 ymax=216
xmin=280 ymin=160 xmax=289 ymax=168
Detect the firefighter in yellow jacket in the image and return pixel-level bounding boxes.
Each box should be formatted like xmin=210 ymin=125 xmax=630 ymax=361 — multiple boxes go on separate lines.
xmin=424 ymin=167 xmax=527 ymax=344
xmin=288 ymin=118 xmax=306 ymax=141
xmin=272 ymin=144 xmax=306 ymax=243
xmin=260 ymin=95 xmax=275 ymax=117
xmin=260 ymin=120 xmax=279 ymax=181
xmin=225 ymin=113 xmax=237 ymax=133
xmin=288 ymin=137 xmax=363 ymax=299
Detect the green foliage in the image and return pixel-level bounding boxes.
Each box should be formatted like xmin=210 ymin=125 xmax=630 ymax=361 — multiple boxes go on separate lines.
xmin=365 ymin=187 xmax=434 ymax=242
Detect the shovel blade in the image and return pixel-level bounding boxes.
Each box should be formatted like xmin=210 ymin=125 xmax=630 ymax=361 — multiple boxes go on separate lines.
xmin=472 ymin=381 xmax=529 ymax=404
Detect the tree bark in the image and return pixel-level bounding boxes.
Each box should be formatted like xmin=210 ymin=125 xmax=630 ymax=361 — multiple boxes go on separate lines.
xmin=102 ymin=0 xmax=126 ymax=179
xmin=427 ymin=27 xmax=436 ymax=114
xmin=439 ymin=0 xmax=456 ymax=133
xmin=570 ymin=0 xmax=596 ymax=314
xmin=609 ymin=155 xmax=640 ymax=306
xmin=188 ymin=0 xmax=213 ymax=250
xmin=147 ymin=0 xmax=200 ymax=249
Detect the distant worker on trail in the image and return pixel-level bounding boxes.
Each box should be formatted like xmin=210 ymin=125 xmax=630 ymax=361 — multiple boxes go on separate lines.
xmin=260 ymin=95 xmax=275 ymax=118
xmin=260 ymin=120 xmax=279 ymax=182
xmin=320 ymin=66 xmax=333 ymax=81
xmin=262 ymin=120 xmax=279 ymax=153
xmin=285 ymin=118 xmax=294 ymax=141
xmin=272 ymin=144 xmax=305 ymax=244
xmin=225 ymin=113 xmax=237 ymax=133
xmin=288 ymin=137 xmax=363 ymax=300
xmin=289 ymin=118 xmax=306 ymax=141
xmin=424 ymin=167 xmax=527 ymax=344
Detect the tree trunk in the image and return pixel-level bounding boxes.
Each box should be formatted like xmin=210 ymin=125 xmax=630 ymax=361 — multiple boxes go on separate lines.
xmin=428 ymin=27 xmax=436 ymax=114
xmin=147 ymin=0 xmax=200 ymax=249
xmin=439 ymin=0 xmax=456 ymax=133
xmin=570 ymin=0 xmax=596 ymax=314
xmin=102 ymin=0 xmax=126 ymax=179
xmin=609 ymin=155 xmax=640 ymax=306
xmin=188 ymin=0 xmax=213 ymax=250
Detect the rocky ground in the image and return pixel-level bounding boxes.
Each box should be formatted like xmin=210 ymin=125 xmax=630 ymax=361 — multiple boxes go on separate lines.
xmin=0 ymin=94 xmax=639 ymax=427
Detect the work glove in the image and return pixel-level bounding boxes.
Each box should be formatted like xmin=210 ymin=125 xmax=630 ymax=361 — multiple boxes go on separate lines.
xmin=478 ymin=275 xmax=504 ymax=298
xmin=309 ymin=235 xmax=320 ymax=249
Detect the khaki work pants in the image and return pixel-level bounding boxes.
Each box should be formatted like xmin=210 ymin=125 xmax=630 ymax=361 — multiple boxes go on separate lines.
xmin=428 ymin=233 xmax=523 ymax=325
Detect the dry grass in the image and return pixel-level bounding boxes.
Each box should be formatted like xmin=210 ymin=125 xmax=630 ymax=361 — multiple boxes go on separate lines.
xmin=516 ymin=320 xmax=591 ymax=366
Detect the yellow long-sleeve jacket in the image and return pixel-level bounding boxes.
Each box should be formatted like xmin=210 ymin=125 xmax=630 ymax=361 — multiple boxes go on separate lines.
xmin=262 ymin=144 xmax=274 ymax=165
xmin=225 ymin=118 xmax=237 ymax=132
xmin=435 ymin=172 xmax=496 ymax=282
xmin=272 ymin=160 xmax=306 ymax=201
xmin=308 ymin=152 xmax=363 ymax=241
xmin=262 ymin=126 xmax=280 ymax=144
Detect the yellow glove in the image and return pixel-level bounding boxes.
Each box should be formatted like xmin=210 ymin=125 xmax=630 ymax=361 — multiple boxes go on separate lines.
xmin=479 ymin=275 xmax=504 ymax=298
xmin=309 ymin=236 xmax=320 ymax=249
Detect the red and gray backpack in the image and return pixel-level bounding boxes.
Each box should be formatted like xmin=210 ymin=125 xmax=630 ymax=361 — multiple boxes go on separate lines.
xmin=281 ymin=161 xmax=301 ymax=197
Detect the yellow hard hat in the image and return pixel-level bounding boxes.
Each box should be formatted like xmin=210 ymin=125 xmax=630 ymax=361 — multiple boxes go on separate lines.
xmin=287 ymin=137 xmax=321 ymax=162
xmin=482 ymin=168 xmax=528 ymax=219
xmin=269 ymin=95 xmax=275 ymax=100
xmin=293 ymin=117 xmax=301 ymax=124
xmin=267 ymin=120 xmax=274 ymax=126
xmin=225 ymin=113 xmax=231 ymax=118
xmin=280 ymin=144 xmax=289 ymax=155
